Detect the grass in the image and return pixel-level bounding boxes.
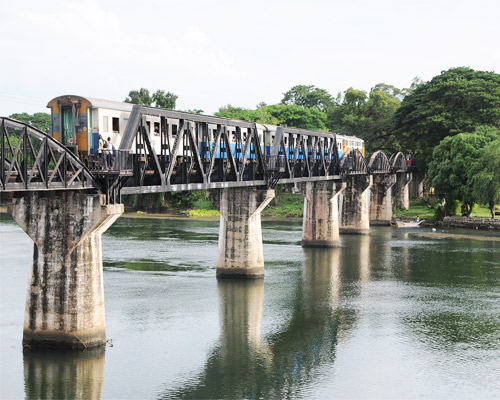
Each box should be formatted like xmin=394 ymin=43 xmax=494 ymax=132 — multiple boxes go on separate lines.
xmin=263 ymin=192 xmax=303 ymax=218
xmin=394 ymin=199 xmax=495 ymax=221
xmin=187 ymin=209 xmax=220 ymax=218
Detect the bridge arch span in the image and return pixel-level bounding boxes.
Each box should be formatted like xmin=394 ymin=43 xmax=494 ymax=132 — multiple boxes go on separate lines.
xmin=339 ymin=148 xmax=368 ymax=175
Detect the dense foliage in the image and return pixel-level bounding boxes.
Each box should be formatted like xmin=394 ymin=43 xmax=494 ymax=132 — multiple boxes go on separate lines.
xmin=427 ymin=126 xmax=500 ymax=217
xmin=8 ymin=112 xmax=51 ymax=132
xmin=393 ymin=67 xmax=500 ymax=164
xmin=125 ymin=88 xmax=178 ymax=109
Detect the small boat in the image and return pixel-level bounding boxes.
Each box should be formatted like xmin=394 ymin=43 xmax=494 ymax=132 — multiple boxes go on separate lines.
xmin=395 ymin=219 xmax=425 ymax=228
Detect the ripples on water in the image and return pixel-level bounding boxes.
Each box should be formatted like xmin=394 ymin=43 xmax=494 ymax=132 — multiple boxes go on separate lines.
xmin=1 ymin=214 xmax=500 ymax=399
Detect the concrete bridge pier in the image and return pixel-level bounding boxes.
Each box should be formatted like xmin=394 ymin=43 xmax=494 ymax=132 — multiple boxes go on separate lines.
xmin=409 ymin=171 xmax=425 ymax=199
xmin=301 ymin=181 xmax=345 ymax=247
xmin=370 ymin=174 xmax=397 ymax=225
xmin=393 ymin=172 xmax=412 ymax=210
xmin=7 ymin=192 xmax=123 ymax=349
xmin=210 ymin=187 xmax=275 ymax=279
xmin=340 ymin=175 xmax=373 ymax=234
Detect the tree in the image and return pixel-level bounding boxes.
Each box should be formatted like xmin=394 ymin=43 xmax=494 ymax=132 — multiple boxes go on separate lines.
xmin=152 ymin=90 xmax=177 ymax=109
xmin=472 ymin=138 xmax=500 ymax=219
xmin=125 ymin=88 xmax=178 ymax=109
xmin=125 ymin=88 xmax=153 ymax=105
xmin=393 ymin=67 xmax=500 ymax=164
xmin=9 ymin=112 xmax=51 ymax=132
xmin=214 ymin=103 xmax=326 ymax=129
xmin=327 ymin=85 xmax=402 ymax=154
xmin=427 ymin=127 xmax=500 ymax=216
xmin=265 ymin=104 xmax=327 ymax=131
xmin=281 ymin=85 xmax=334 ymax=111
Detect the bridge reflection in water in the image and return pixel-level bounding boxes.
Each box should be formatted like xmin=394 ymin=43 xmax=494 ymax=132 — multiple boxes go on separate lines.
xmin=162 ymin=246 xmax=360 ymax=399
xmin=23 ymin=348 xmax=105 ymax=399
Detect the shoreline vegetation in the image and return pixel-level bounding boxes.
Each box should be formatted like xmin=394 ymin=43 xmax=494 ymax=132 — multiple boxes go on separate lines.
xmin=1 ymin=193 xmax=497 ymax=228
xmin=121 ymin=191 xmax=498 ymax=226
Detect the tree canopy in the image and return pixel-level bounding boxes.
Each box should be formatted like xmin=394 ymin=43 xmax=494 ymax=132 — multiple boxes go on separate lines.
xmin=327 ymin=85 xmax=402 ymax=154
xmin=281 ymin=85 xmax=334 ymax=112
xmin=393 ymin=67 xmax=500 ymax=164
xmin=427 ymin=126 xmax=500 ymax=217
xmin=125 ymin=88 xmax=178 ymax=109
xmin=214 ymin=103 xmax=327 ymax=131
xmin=9 ymin=112 xmax=51 ymax=132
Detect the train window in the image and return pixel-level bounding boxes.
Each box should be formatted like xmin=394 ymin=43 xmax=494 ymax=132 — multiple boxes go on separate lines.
xmin=172 ymin=124 xmax=178 ymax=137
xmin=154 ymin=122 xmax=160 ymax=136
xmin=284 ymin=137 xmax=288 ymax=145
xmin=146 ymin=121 xmax=151 ymax=133
xmin=213 ymin=129 xmax=217 ymax=140
xmin=103 ymin=116 xmax=108 ymax=132
xmin=112 ymin=117 xmax=119 ymax=133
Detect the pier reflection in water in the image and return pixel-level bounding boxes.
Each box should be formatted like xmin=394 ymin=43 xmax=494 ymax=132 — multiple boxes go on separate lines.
xmin=1 ymin=215 xmax=500 ymax=399
xmin=164 ymin=245 xmax=357 ymax=399
xmin=23 ymin=348 xmax=105 ymax=399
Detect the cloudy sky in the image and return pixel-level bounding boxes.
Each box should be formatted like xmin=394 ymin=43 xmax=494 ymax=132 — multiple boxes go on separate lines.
xmin=1 ymin=0 xmax=499 ymax=116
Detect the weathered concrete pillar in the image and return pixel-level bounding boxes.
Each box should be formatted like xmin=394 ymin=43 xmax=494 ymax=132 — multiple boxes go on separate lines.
xmin=7 ymin=192 xmax=123 ymax=349
xmin=370 ymin=174 xmax=396 ymax=225
xmin=301 ymin=181 xmax=345 ymax=247
xmin=340 ymin=175 xmax=373 ymax=234
xmin=409 ymin=171 xmax=425 ymax=199
xmin=393 ymin=172 xmax=412 ymax=210
xmin=210 ymin=187 xmax=275 ymax=279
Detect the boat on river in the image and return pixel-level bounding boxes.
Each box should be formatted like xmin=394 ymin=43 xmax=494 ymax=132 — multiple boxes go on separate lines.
xmin=394 ymin=219 xmax=425 ymax=228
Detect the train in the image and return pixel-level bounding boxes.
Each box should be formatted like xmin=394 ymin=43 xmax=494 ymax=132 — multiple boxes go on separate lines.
xmin=46 ymin=95 xmax=365 ymax=166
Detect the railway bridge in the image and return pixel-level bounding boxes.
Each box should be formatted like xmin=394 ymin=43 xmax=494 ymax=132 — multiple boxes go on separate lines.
xmin=1 ymin=108 xmax=416 ymax=349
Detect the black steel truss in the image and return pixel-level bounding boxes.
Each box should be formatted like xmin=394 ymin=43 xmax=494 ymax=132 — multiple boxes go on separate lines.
xmin=1 ymin=117 xmax=100 ymax=193
xmin=368 ymin=150 xmax=392 ymax=174
xmin=119 ymin=106 xmax=347 ymax=194
xmin=389 ymin=152 xmax=409 ymax=173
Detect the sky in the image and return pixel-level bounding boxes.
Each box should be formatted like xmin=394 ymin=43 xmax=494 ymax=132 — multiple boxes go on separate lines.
xmin=1 ymin=0 xmax=499 ymax=117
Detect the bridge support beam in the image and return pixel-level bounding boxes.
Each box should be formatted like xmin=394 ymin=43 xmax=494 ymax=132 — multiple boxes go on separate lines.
xmin=210 ymin=187 xmax=275 ymax=279
xmin=7 ymin=192 xmax=123 ymax=349
xmin=340 ymin=175 xmax=373 ymax=234
xmin=370 ymin=174 xmax=396 ymax=225
xmin=393 ymin=172 xmax=412 ymax=210
xmin=409 ymin=171 xmax=425 ymax=199
xmin=301 ymin=181 xmax=345 ymax=247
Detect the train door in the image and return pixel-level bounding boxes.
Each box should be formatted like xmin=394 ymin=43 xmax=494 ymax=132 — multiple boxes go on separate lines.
xmin=61 ymin=106 xmax=76 ymax=149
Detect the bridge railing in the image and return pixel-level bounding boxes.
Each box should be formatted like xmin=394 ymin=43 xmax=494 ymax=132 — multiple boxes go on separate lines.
xmin=1 ymin=118 xmax=99 ymax=192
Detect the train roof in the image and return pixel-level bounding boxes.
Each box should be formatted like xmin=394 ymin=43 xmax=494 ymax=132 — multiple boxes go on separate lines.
xmin=47 ymin=95 xmax=134 ymax=112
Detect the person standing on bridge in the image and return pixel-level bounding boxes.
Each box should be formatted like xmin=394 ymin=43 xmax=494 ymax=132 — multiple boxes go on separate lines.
xmin=106 ymin=137 xmax=115 ymax=170
xmin=98 ymin=134 xmax=108 ymax=170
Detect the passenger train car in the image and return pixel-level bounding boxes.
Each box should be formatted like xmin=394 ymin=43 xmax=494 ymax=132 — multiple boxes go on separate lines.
xmin=47 ymin=95 xmax=365 ymax=165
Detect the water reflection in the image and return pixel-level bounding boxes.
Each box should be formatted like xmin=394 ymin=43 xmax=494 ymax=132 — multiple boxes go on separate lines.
xmin=23 ymin=348 xmax=105 ymax=399
xmin=162 ymin=247 xmax=358 ymax=399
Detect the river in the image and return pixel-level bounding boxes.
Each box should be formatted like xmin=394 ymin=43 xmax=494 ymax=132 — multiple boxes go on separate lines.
xmin=1 ymin=213 xmax=500 ymax=399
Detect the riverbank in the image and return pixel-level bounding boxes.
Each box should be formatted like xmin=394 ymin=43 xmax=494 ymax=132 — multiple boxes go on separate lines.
xmin=440 ymin=216 xmax=500 ymax=231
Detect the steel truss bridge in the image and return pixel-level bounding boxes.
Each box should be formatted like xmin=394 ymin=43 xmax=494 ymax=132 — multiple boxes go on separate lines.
xmin=1 ymin=109 xmax=409 ymax=203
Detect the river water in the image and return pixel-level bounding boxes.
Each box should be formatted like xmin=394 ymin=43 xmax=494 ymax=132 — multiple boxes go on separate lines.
xmin=1 ymin=213 xmax=500 ymax=399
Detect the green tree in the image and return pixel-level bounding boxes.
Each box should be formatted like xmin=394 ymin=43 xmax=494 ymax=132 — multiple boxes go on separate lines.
xmin=472 ymin=138 xmax=500 ymax=219
xmin=125 ymin=88 xmax=153 ymax=105
xmin=152 ymin=90 xmax=177 ymax=109
xmin=393 ymin=67 xmax=500 ymax=164
xmin=327 ymin=85 xmax=402 ymax=154
xmin=427 ymin=127 xmax=500 ymax=216
xmin=281 ymin=85 xmax=334 ymax=111
xmin=265 ymin=104 xmax=327 ymax=131
xmin=214 ymin=105 xmax=255 ymax=121
xmin=215 ymin=103 xmax=326 ymax=130
xmin=9 ymin=112 xmax=51 ymax=132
